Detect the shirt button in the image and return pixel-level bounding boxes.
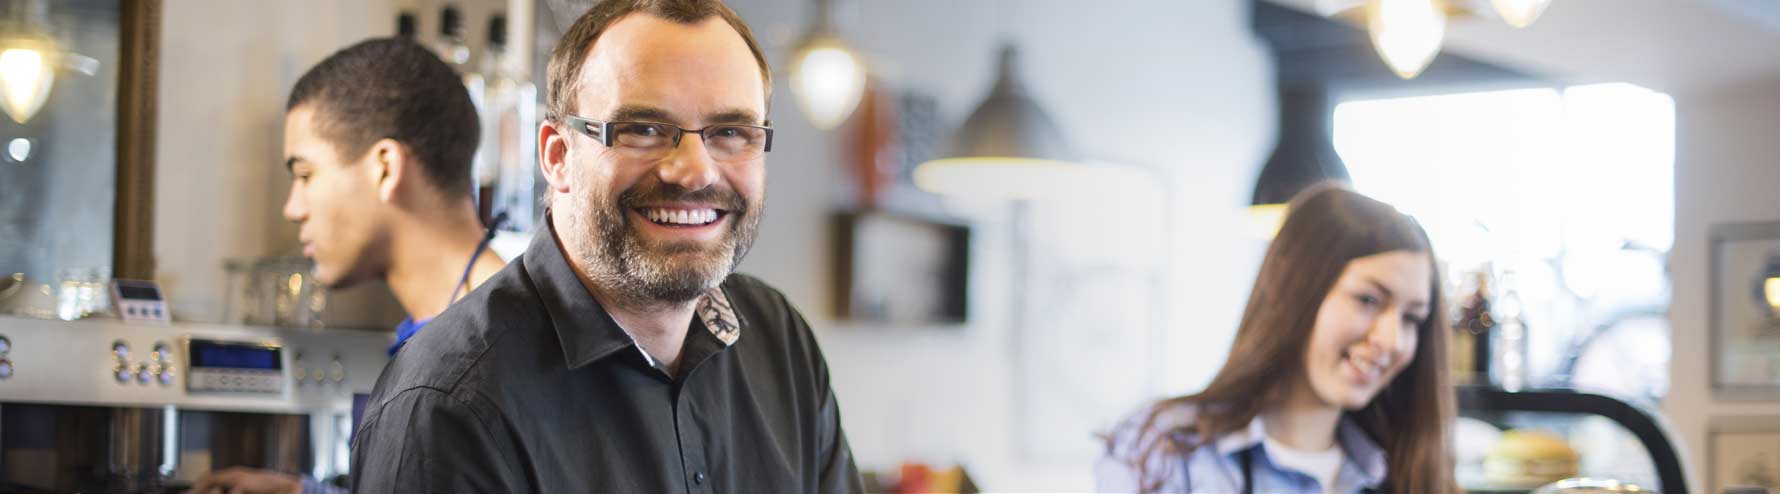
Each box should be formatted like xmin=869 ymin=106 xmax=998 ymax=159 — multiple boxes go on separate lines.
xmin=694 ymin=472 xmax=706 ymax=485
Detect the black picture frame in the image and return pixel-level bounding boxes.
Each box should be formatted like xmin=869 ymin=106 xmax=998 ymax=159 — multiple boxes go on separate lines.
xmin=1709 ymin=221 xmax=1780 ymax=398
xmin=831 ymin=211 xmax=970 ymax=325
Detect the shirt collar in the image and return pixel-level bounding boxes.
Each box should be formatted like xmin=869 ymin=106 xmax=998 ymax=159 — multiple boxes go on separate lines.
xmin=1214 ymin=413 xmax=1389 ymax=488
xmin=523 ymin=216 xmax=744 ymax=370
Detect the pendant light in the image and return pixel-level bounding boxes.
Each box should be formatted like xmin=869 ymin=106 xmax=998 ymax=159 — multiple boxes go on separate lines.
xmin=1366 ymin=0 xmax=1446 ymax=79
xmin=0 ymin=0 xmax=98 ymax=124
xmin=913 ymin=44 xmax=1090 ymax=200
xmin=1490 ymin=0 xmax=1552 ymax=28
xmin=1249 ymin=85 xmax=1350 ymax=236
xmin=787 ymin=0 xmax=866 ymax=130
xmin=0 ymin=46 xmax=51 ymax=123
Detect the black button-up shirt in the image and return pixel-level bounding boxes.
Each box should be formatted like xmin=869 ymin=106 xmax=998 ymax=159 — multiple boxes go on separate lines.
xmin=350 ymin=225 xmax=862 ymax=493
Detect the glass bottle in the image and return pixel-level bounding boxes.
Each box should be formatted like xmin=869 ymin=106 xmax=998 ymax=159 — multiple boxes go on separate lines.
xmin=1491 ymin=270 xmax=1530 ymax=391
xmin=434 ymin=4 xmax=487 ymax=203
xmin=480 ymin=13 xmax=537 ymax=232
xmin=1453 ymin=269 xmax=1495 ymax=384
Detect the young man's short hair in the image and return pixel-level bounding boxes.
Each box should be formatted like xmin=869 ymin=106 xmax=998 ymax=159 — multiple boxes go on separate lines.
xmin=288 ymin=38 xmax=479 ymax=198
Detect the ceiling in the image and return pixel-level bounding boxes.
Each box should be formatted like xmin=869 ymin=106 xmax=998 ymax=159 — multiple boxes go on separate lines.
xmin=1261 ymin=0 xmax=1780 ymax=95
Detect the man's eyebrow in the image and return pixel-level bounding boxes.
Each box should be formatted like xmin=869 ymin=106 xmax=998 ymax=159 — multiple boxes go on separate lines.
xmin=703 ymin=109 xmax=764 ymax=126
xmin=607 ymin=105 xmax=675 ymax=123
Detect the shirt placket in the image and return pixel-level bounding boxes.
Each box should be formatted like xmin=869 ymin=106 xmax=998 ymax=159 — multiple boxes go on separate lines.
xmin=673 ymin=383 xmax=712 ymax=494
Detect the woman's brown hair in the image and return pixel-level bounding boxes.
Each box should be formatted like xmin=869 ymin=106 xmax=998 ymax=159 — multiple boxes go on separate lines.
xmin=1110 ymin=184 xmax=1456 ymax=494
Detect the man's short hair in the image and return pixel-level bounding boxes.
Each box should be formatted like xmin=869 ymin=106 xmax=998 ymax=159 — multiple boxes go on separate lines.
xmin=545 ymin=0 xmax=772 ymax=124
xmin=287 ymin=38 xmax=479 ymax=198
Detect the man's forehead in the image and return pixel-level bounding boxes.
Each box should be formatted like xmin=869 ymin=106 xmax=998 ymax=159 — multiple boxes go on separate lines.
xmin=573 ymin=14 xmax=766 ymax=120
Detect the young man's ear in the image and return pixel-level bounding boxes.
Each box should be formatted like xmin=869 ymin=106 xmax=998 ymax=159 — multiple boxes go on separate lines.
xmin=367 ymin=138 xmax=408 ymax=204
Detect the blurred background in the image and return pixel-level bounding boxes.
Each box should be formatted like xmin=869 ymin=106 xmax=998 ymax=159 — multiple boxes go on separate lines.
xmin=3 ymin=0 xmax=1780 ymax=492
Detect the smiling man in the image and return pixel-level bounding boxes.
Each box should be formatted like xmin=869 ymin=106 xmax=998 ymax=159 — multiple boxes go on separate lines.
xmin=348 ymin=1 xmax=861 ymax=493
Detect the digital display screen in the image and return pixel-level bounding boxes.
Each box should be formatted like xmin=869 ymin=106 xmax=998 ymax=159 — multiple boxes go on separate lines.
xmin=189 ymin=340 xmax=281 ymax=370
xmin=117 ymin=285 xmax=161 ymax=300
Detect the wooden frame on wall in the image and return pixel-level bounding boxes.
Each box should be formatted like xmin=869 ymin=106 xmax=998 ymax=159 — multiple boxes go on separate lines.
xmin=114 ymin=0 xmax=161 ymax=280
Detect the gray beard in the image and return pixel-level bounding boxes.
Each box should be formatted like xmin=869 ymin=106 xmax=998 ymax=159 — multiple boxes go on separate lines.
xmin=561 ymin=185 xmax=759 ymax=310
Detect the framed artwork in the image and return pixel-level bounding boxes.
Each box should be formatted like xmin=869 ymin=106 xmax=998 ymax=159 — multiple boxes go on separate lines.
xmin=1711 ymin=418 xmax=1780 ymax=494
xmin=831 ymin=211 xmax=969 ymax=325
xmin=1710 ymin=222 xmax=1780 ymax=396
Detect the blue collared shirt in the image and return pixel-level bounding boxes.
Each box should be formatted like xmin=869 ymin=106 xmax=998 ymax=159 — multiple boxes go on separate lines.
xmin=1097 ymin=402 xmax=1389 ymax=493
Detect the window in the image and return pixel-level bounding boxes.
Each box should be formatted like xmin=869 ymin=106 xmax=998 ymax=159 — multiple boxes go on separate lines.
xmin=1333 ymin=83 xmax=1675 ymax=401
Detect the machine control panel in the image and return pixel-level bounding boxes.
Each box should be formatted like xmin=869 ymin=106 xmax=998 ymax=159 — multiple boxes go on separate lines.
xmin=186 ymin=338 xmax=284 ymax=394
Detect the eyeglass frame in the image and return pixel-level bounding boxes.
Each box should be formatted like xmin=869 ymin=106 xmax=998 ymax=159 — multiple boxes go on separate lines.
xmin=560 ymin=115 xmax=774 ymax=156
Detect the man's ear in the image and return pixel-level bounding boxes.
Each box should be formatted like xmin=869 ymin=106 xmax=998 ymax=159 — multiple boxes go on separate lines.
xmin=367 ymin=138 xmax=408 ymax=204
xmin=539 ymin=121 xmax=574 ymax=196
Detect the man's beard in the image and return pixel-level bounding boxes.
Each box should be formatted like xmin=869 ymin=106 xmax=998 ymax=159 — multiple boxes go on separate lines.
xmin=563 ymin=177 xmax=759 ymax=308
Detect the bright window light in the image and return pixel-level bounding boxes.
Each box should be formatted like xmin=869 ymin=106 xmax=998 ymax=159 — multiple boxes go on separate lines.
xmin=1333 ymin=83 xmax=1676 ymax=397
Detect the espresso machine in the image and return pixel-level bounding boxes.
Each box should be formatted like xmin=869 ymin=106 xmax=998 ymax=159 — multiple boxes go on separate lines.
xmin=0 ymin=315 xmax=389 ymax=493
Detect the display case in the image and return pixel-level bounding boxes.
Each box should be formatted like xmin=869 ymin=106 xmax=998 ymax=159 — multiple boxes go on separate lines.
xmin=1456 ymin=386 xmax=1688 ymax=494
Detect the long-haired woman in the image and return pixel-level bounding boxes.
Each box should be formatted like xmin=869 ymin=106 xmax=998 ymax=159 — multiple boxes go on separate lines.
xmin=1097 ymin=185 xmax=1457 ymax=494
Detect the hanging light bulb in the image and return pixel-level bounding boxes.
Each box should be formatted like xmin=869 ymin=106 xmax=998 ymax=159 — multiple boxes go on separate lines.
xmin=788 ymin=0 xmax=866 ymax=130
xmin=789 ymin=36 xmax=866 ymax=130
xmin=1367 ymin=0 xmax=1446 ymax=79
xmin=1490 ymin=0 xmax=1552 ymax=28
xmin=0 ymin=47 xmax=53 ymax=124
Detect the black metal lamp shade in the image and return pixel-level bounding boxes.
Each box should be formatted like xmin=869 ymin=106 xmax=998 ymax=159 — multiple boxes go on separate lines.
xmin=1251 ymin=84 xmax=1350 ymax=207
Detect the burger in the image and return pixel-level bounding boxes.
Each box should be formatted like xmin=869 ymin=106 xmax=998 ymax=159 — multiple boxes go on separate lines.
xmin=1484 ymin=429 xmax=1581 ymax=488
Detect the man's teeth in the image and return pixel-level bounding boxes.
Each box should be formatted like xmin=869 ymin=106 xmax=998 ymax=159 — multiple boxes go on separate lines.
xmin=643 ymin=208 xmax=718 ymax=225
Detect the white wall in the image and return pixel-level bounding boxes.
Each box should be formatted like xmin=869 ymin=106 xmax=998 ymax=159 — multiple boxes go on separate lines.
xmin=1666 ymin=78 xmax=1780 ymax=494
xmin=728 ymin=0 xmax=1274 ymax=490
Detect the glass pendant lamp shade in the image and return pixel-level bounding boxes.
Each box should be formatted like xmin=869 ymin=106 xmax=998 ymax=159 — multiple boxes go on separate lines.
xmin=1490 ymin=0 xmax=1552 ymax=28
xmin=787 ymin=0 xmax=866 ymax=130
xmin=1367 ymin=0 xmax=1446 ymax=79
xmin=0 ymin=46 xmax=52 ymax=124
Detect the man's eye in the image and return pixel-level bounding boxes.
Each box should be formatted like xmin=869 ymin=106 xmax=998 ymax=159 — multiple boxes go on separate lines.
xmin=621 ymin=125 xmax=662 ymax=137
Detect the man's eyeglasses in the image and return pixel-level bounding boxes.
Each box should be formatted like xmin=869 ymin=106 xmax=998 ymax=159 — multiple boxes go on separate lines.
xmin=562 ymin=116 xmax=774 ymax=162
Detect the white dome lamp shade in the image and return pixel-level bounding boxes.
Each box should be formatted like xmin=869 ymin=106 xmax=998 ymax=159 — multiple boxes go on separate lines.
xmin=787 ymin=0 xmax=867 ymax=130
xmin=914 ymin=44 xmax=1091 ymax=201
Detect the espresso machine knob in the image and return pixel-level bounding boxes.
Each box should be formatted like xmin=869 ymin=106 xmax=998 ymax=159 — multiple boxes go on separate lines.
xmin=0 ymin=358 xmax=13 ymax=379
xmin=134 ymin=363 xmax=151 ymax=385
xmin=114 ymin=363 xmax=133 ymax=383
xmin=0 ymin=335 xmax=11 ymax=354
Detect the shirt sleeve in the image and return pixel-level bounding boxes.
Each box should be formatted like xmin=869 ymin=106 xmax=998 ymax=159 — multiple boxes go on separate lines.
xmin=349 ymin=388 xmax=529 ymax=494
xmin=790 ymin=305 xmax=864 ymax=494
